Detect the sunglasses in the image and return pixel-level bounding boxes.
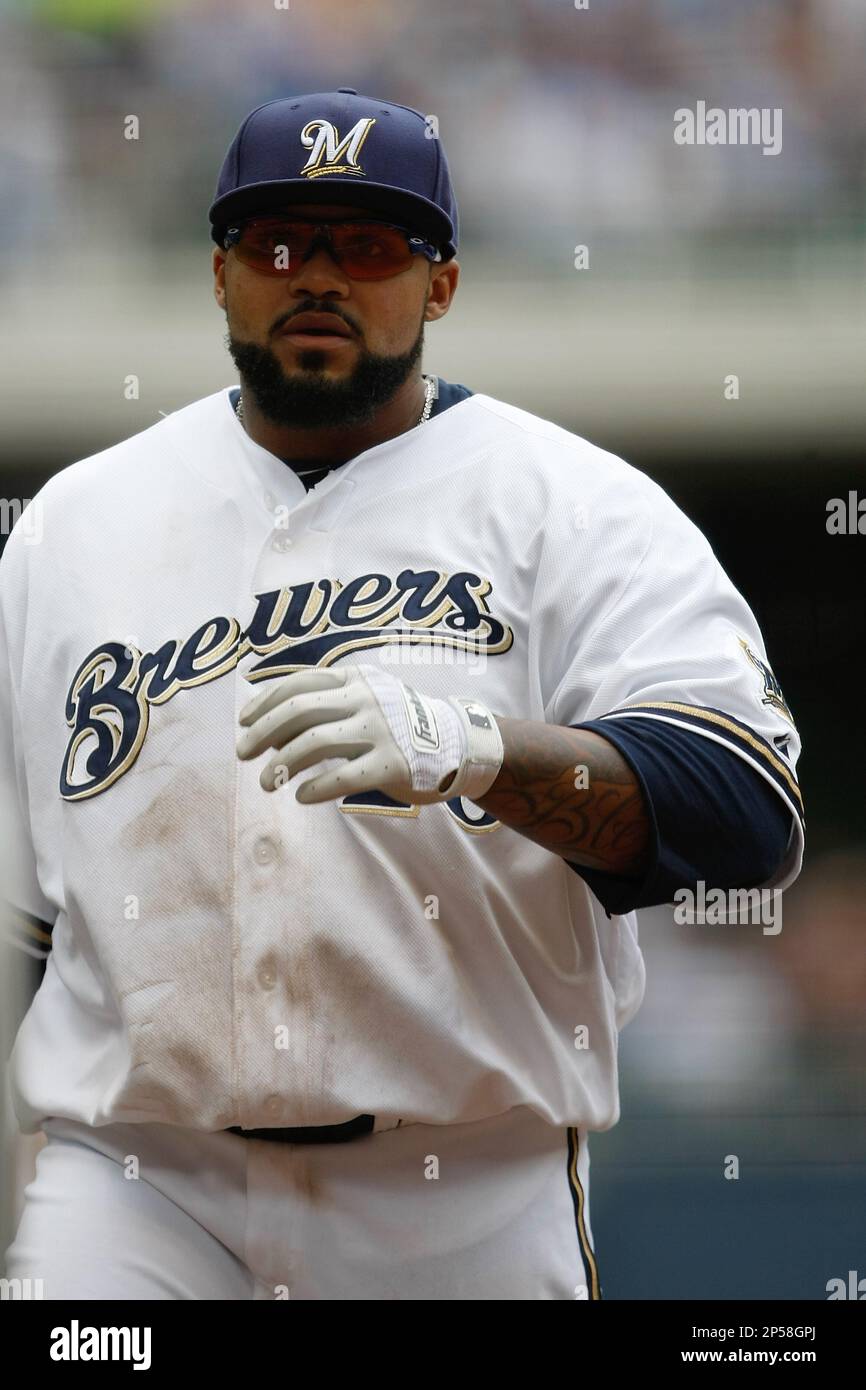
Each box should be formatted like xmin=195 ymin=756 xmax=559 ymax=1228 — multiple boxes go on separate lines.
xmin=223 ymin=216 xmax=442 ymax=281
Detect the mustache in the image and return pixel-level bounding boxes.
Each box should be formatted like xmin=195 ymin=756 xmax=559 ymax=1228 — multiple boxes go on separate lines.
xmin=273 ymin=303 xmax=360 ymax=339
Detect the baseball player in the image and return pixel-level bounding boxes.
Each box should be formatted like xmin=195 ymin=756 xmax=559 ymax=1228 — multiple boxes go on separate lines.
xmin=2 ymin=90 xmax=803 ymax=1301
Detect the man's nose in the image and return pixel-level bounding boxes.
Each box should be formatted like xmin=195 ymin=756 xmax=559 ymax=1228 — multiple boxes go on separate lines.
xmin=287 ymin=235 xmax=351 ymax=295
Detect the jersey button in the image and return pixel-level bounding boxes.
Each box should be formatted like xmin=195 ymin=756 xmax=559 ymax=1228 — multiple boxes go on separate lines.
xmin=253 ymin=836 xmax=276 ymax=865
xmin=264 ymin=1095 xmax=282 ymax=1119
xmin=264 ymin=490 xmax=276 ymax=511
xmin=271 ymin=534 xmax=292 ymax=552
xmin=257 ymin=962 xmax=277 ymax=990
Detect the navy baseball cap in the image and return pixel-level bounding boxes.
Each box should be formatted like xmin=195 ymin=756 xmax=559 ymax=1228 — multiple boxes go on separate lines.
xmin=208 ymin=89 xmax=458 ymax=259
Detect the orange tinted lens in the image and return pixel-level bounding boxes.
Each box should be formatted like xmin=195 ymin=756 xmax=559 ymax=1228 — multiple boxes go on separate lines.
xmin=233 ymin=220 xmax=311 ymax=273
xmin=233 ymin=221 xmax=412 ymax=279
xmin=328 ymin=224 xmax=413 ymax=279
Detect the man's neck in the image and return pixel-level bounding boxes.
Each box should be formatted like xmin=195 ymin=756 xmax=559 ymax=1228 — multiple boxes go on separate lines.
xmin=238 ymin=372 xmax=430 ymax=466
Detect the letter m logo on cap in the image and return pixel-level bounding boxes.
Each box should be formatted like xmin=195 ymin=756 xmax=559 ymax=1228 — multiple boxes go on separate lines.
xmin=299 ymin=118 xmax=377 ymax=179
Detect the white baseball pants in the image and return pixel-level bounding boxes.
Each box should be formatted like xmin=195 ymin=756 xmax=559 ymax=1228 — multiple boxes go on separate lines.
xmin=5 ymin=1105 xmax=601 ymax=1300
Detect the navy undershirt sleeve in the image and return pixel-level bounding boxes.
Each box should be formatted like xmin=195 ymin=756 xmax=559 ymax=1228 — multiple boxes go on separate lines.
xmin=567 ymin=717 xmax=794 ymax=915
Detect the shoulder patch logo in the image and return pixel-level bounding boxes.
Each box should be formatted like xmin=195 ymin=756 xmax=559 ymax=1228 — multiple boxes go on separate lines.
xmin=738 ymin=637 xmax=795 ymax=725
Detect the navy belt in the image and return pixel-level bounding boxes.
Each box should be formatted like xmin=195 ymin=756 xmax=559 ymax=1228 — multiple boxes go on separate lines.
xmin=227 ymin=1113 xmax=375 ymax=1145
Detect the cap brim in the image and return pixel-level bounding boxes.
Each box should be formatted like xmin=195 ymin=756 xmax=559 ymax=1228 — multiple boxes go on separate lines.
xmin=209 ymin=178 xmax=456 ymax=258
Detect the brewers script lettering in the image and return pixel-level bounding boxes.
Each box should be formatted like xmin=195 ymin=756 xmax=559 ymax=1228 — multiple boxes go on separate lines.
xmin=61 ymin=569 xmax=513 ymax=800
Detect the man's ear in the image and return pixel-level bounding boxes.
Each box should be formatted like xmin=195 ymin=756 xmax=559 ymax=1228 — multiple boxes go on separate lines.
xmin=213 ymin=247 xmax=227 ymax=310
xmin=425 ymin=258 xmax=459 ymax=322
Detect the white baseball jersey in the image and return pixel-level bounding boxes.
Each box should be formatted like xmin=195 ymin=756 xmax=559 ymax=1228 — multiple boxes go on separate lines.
xmin=1 ymin=386 xmax=804 ymax=1136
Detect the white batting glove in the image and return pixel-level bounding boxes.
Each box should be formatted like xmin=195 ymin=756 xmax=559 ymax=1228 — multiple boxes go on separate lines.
xmin=236 ymin=663 xmax=504 ymax=806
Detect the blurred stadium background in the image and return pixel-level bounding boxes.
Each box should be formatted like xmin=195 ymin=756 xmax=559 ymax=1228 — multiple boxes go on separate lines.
xmin=2 ymin=0 xmax=864 ymax=1299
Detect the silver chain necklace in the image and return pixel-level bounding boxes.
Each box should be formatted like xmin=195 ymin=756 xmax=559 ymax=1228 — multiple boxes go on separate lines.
xmin=235 ymin=374 xmax=435 ymax=428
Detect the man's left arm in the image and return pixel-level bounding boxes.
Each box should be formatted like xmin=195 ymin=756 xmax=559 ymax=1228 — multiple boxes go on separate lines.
xmin=475 ymin=719 xmax=650 ymax=877
xmin=475 ymin=711 xmax=796 ymax=915
xmin=236 ymin=663 xmax=796 ymax=917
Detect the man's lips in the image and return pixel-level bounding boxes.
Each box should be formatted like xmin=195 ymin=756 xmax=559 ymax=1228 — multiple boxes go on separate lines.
xmin=278 ymin=312 xmax=355 ymax=348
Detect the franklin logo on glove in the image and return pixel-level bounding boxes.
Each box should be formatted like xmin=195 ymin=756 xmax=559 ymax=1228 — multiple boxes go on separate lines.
xmin=403 ymin=685 xmax=440 ymax=752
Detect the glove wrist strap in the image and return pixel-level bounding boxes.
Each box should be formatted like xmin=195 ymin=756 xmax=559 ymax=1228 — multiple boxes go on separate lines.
xmin=445 ymin=698 xmax=505 ymax=801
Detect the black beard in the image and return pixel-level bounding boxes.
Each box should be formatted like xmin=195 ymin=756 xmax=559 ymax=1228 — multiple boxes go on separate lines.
xmin=226 ymin=315 xmax=425 ymax=429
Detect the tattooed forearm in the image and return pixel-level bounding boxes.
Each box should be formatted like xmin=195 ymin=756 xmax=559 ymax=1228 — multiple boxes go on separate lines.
xmin=476 ymin=718 xmax=651 ymax=877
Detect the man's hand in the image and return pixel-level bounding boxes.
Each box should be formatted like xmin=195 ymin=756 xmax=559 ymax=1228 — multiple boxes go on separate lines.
xmin=237 ymin=665 xmax=649 ymax=879
xmin=236 ymin=663 xmax=504 ymax=806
